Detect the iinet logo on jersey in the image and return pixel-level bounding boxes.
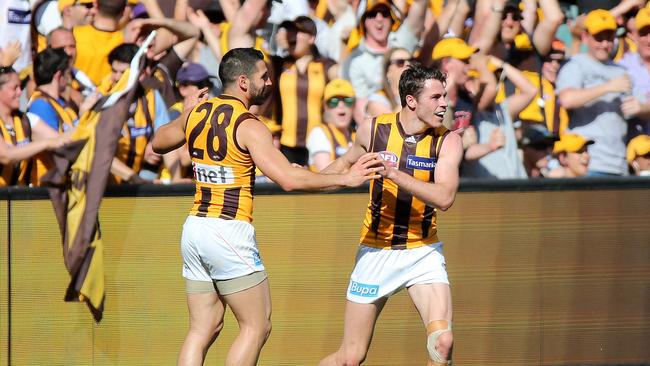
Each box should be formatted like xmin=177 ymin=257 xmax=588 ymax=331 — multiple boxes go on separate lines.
xmin=193 ymin=162 xmax=235 ymax=185
xmin=349 ymin=281 xmax=379 ymax=297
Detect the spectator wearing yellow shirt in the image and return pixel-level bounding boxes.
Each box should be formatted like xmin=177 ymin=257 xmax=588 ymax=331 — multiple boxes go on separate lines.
xmin=73 ymin=0 xmax=126 ymax=86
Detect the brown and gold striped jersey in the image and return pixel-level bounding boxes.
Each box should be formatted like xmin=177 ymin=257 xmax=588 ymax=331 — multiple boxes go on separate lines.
xmin=28 ymin=90 xmax=78 ymax=186
xmin=278 ymin=58 xmax=335 ymax=148
xmin=360 ymin=113 xmax=450 ymax=250
xmin=0 ymin=114 xmax=32 ymax=187
xmin=112 ymin=90 xmax=156 ymax=183
xmin=186 ymin=95 xmax=257 ymax=222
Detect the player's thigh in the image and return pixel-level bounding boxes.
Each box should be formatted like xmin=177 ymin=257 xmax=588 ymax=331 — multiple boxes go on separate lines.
xmin=339 ymin=298 xmax=387 ymax=353
xmin=186 ymin=291 xmax=226 ymax=333
xmin=222 ymin=277 xmax=272 ymax=327
xmin=407 ymin=282 xmax=452 ymax=323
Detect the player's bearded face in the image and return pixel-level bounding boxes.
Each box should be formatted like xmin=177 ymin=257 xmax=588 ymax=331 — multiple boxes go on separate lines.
xmin=250 ymin=79 xmax=271 ymax=105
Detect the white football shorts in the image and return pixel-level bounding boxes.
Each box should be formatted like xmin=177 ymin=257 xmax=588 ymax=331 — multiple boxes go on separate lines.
xmin=346 ymin=243 xmax=449 ymax=304
xmin=181 ymin=215 xmax=265 ymax=282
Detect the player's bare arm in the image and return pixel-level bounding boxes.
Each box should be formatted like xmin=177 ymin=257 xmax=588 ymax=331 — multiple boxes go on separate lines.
xmin=380 ymin=131 xmax=463 ymax=211
xmin=152 ymin=88 xmax=208 ymax=154
xmin=238 ymin=118 xmax=383 ymax=191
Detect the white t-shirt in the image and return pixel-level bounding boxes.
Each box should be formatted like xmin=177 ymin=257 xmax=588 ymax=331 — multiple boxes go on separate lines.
xmin=306 ymin=126 xmax=332 ymax=167
xmin=0 ymin=0 xmax=32 ymax=72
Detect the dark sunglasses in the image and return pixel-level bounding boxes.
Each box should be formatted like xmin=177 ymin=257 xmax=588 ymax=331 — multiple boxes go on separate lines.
xmin=390 ymin=58 xmax=414 ymax=67
xmin=366 ymin=9 xmax=392 ymax=20
xmin=326 ymin=97 xmax=354 ymax=108
xmin=592 ymin=31 xmax=615 ymax=43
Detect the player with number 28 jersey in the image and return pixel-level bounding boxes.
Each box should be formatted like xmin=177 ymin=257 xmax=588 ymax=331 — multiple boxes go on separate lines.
xmin=186 ymin=95 xmax=258 ymax=222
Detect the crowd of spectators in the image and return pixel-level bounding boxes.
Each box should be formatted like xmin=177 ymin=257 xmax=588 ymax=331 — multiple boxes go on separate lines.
xmin=1 ymin=0 xmax=650 ymax=188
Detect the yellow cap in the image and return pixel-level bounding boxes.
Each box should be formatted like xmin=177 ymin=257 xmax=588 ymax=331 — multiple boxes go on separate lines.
xmin=553 ymin=133 xmax=594 ymax=154
xmin=584 ymin=9 xmax=617 ymax=35
xmin=626 ymin=134 xmax=650 ymax=162
xmin=128 ymin=0 xmax=139 ymax=5
xmin=635 ymin=7 xmax=650 ymax=31
xmin=58 ymin=0 xmax=93 ymax=12
xmin=432 ymin=38 xmax=477 ymax=61
xmin=323 ymin=79 xmax=355 ymax=101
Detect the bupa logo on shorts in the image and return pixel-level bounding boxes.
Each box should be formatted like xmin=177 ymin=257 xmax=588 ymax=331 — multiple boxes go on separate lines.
xmin=349 ymin=280 xmax=379 ymax=298
xmin=192 ymin=162 xmax=235 ymax=185
xmin=406 ymin=155 xmax=436 ymax=170
xmin=378 ymin=151 xmax=398 ymax=165
xmin=252 ymin=251 xmax=262 ymax=266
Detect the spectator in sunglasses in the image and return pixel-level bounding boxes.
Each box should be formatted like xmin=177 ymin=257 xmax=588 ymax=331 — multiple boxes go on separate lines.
xmin=59 ymin=0 xmax=95 ymax=29
xmin=342 ymin=0 xmax=427 ymax=124
xmin=30 ymin=0 xmax=94 ymax=60
xmin=472 ymin=0 xmax=563 ymax=128
xmin=307 ymin=79 xmax=356 ymax=171
xmin=366 ymin=47 xmax=412 ymax=117
xmin=540 ymin=40 xmax=569 ymax=135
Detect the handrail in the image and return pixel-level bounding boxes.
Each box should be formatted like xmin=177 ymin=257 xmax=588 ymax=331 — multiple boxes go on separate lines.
xmin=1 ymin=176 xmax=649 ymax=200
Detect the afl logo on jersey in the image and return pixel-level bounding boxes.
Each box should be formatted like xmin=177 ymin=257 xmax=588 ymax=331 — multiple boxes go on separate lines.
xmin=378 ymin=151 xmax=398 ymax=165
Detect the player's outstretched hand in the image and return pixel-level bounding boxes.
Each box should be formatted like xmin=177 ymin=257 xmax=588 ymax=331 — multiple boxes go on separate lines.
xmin=344 ymin=152 xmax=384 ymax=187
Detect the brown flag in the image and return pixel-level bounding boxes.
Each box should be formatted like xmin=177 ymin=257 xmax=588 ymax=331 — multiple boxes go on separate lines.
xmin=42 ymin=34 xmax=155 ymax=322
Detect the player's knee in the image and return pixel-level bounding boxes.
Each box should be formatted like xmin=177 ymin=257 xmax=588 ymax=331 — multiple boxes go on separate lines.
xmin=242 ymin=318 xmax=272 ymax=343
xmin=197 ymin=317 xmax=224 ymax=339
xmin=436 ymin=331 xmax=453 ymax=357
xmin=426 ymin=320 xmax=453 ymax=364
